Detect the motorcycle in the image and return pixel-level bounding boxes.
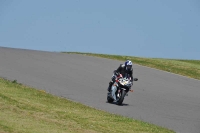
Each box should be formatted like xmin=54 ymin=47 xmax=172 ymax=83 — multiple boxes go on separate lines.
xmin=107 ymin=74 xmax=138 ymax=105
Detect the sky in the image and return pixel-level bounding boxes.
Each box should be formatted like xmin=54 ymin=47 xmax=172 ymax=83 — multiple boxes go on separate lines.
xmin=0 ymin=0 xmax=200 ymax=60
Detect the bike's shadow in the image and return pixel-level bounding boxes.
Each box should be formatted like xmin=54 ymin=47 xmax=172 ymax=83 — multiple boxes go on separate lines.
xmin=106 ymin=101 xmax=129 ymax=106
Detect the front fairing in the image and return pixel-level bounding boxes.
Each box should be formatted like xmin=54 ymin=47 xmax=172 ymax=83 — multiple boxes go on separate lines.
xmin=118 ymin=83 xmax=130 ymax=90
xmin=117 ymin=79 xmax=131 ymax=90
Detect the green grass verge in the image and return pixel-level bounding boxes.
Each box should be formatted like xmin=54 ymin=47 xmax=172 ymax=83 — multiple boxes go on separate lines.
xmin=64 ymin=52 xmax=200 ymax=80
xmin=0 ymin=78 xmax=175 ymax=133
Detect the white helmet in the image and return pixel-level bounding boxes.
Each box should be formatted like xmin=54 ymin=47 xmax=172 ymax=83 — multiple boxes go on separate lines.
xmin=125 ymin=60 xmax=132 ymax=71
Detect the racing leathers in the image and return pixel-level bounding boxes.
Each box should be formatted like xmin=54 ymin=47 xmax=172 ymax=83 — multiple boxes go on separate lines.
xmin=107 ymin=63 xmax=133 ymax=92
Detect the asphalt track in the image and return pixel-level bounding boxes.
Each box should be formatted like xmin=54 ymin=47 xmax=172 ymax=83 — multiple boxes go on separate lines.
xmin=0 ymin=47 xmax=200 ymax=133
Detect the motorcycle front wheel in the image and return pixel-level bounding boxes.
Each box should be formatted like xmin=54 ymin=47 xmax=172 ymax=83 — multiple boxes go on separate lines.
xmin=116 ymin=89 xmax=126 ymax=105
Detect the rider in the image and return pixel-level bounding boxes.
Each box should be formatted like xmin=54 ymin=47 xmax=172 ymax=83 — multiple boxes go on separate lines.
xmin=107 ymin=60 xmax=134 ymax=92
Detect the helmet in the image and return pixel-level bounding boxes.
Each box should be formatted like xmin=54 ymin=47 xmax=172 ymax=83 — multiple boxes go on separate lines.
xmin=125 ymin=60 xmax=132 ymax=71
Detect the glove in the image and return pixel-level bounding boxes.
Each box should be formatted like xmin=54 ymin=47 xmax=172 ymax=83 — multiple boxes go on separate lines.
xmin=131 ymin=82 xmax=133 ymax=86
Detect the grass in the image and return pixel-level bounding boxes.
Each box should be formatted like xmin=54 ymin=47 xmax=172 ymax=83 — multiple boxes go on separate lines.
xmin=64 ymin=52 xmax=200 ymax=80
xmin=0 ymin=78 xmax=175 ymax=133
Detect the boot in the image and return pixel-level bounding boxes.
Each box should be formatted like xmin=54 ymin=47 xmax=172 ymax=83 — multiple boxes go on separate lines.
xmin=107 ymin=81 xmax=113 ymax=92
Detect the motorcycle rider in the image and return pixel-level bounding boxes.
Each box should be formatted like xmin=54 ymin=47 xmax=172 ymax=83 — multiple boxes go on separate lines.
xmin=107 ymin=60 xmax=134 ymax=92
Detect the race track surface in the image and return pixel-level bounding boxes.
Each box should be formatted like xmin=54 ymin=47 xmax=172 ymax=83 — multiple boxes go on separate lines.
xmin=0 ymin=47 xmax=200 ymax=133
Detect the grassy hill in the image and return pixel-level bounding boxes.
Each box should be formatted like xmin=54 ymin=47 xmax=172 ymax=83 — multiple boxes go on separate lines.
xmin=0 ymin=78 xmax=174 ymax=133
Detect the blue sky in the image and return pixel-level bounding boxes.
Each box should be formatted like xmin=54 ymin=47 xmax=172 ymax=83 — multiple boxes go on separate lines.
xmin=0 ymin=0 xmax=200 ymax=60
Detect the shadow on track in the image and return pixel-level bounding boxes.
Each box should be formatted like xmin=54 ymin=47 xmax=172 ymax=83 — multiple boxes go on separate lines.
xmin=106 ymin=101 xmax=129 ymax=106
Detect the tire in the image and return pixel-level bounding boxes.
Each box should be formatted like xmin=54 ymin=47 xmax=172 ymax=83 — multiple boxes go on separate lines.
xmin=116 ymin=89 xmax=126 ymax=105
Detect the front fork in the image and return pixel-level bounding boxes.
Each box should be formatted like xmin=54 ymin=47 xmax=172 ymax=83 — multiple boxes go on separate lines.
xmin=117 ymin=89 xmax=121 ymax=97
